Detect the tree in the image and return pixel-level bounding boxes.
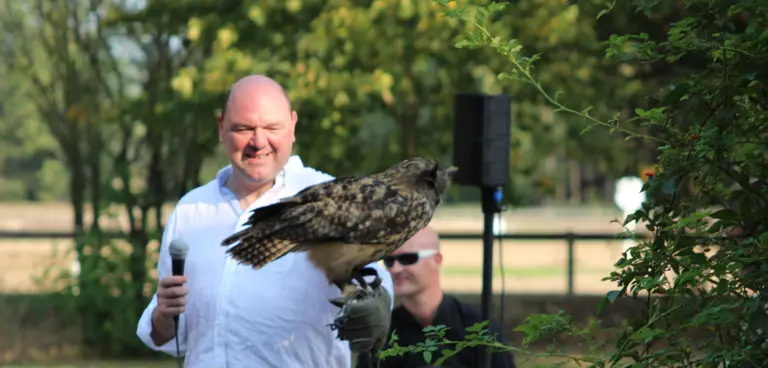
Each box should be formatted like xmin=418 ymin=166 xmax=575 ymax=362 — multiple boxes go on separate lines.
xmin=0 ymin=0 xmax=222 ymax=357
xmin=380 ymin=0 xmax=768 ymax=366
xmin=167 ymin=0 xmax=642 ymax=205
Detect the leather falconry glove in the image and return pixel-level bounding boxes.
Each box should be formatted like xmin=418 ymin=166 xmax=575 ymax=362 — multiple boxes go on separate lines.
xmin=328 ymin=269 xmax=392 ymax=355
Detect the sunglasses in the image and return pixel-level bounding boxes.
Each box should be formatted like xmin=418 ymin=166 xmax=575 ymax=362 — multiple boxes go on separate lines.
xmin=383 ymin=249 xmax=438 ymax=268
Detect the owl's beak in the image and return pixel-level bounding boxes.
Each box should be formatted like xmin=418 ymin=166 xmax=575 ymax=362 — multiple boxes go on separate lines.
xmin=445 ymin=166 xmax=458 ymax=176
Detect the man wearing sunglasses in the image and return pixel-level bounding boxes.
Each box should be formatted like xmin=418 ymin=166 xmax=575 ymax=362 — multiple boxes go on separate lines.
xmin=357 ymin=227 xmax=516 ymax=368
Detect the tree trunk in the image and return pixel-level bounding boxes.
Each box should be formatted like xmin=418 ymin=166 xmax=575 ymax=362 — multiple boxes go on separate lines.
xmin=399 ymin=105 xmax=418 ymax=160
xmin=68 ymin=144 xmax=86 ymax=237
xmin=569 ymin=160 xmax=582 ymax=204
xmin=62 ymin=139 xmax=105 ymax=356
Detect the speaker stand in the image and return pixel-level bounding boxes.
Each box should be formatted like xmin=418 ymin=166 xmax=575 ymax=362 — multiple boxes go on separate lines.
xmin=479 ymin=185 xmax=502 ymax=368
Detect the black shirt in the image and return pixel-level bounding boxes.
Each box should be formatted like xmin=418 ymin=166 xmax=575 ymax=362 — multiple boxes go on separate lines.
xmin=357 ymin=293 xmax=516 ymax=368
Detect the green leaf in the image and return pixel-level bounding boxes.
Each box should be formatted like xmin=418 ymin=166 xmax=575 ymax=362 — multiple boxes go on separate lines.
xmin=709 ymin=208 xmax=739 ymax=221
xmin=423 ymin=351 xmax=432 ymax=364
xmin=466 ymin=320 xmax=489 ymax=332
xmin=665 ymin=211 xmax=709 ymax=230
xmin=632 ymin=327 xmax=665 ymax=344
xmin=455 ymin=39 xmax=478 ymax=49
xmin=607 ymin=290 xmax=621 ymax=302
xmin=759 ymin=29 xmax=768 ymax=41
xmin=661 ymin=82 xmax=691 ymax=105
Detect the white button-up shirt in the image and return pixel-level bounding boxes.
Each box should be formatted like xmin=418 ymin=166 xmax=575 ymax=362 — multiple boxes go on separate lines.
xmin=136 ymin=156 xmax=394 ymax=368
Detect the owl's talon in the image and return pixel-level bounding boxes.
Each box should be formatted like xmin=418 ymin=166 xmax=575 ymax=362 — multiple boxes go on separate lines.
xmin=328 ymin=303 xmax=349 ymax=332
xmin=329 ymin=296 xmax=348 ymax=308
xmin=349 ymin=268 xmax=369 ymax=290
xmin=358 ymin=267 xmax=382 ymax=290
xmin=329 ymin=286 xmax=366 ymax=308
xmin=327 ymin=287 xmax=367 ymax=334
xmin=348 ymin=266 xmax=382 ymax=294
xmin=329 ymin=266 xmax=382 ymax=311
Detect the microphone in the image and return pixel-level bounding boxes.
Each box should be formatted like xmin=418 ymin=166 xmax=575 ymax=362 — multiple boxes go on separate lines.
xmin=168 ymin=238 xmax=188 ymax=368
xmin=169 ymin=238 xmax=188 ymax=323
xmin=169 ymin=238 xmax=188 ymax=291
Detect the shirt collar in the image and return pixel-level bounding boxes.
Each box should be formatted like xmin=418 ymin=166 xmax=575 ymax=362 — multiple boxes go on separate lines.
xmin=215 ymin=155 xmax=304 ymax=199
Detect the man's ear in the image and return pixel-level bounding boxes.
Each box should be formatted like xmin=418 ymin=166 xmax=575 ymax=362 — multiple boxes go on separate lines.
xmin=290 ymin=110 xmax=298 ymax=143
xmin=216 ymin=112 xmax=224 ymax=142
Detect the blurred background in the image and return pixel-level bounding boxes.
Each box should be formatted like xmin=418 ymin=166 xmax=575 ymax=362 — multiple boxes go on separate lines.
xmin=0 ymin=0 xmax=672 ymax=366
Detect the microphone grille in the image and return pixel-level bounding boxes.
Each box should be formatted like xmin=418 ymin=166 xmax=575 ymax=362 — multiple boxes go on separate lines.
xmin=169 ymin=238 xmax=189 ymax=259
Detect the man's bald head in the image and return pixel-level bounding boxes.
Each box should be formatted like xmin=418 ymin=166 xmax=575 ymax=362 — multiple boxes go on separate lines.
xmin=404 ymin=226 xmax=441 ymax=252
xmin=216 ymin=74 xmax=298 ymax=193
xmin=221 ymin=75 xmax=292 ymax=121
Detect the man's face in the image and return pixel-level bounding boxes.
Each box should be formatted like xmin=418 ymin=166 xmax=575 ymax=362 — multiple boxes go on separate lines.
xmin=384 ymin=238 xmax=441 ymax=297
xmin=217 ymin=92 xmax=296 ymax=187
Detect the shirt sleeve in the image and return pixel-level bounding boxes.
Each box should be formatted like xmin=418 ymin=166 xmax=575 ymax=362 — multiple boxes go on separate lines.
xmin=135 ymin=207 xmax=188 ymax=357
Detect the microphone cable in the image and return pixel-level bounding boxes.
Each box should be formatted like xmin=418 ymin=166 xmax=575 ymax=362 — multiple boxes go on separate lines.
xmin=174 ymin=315 xmax=183 ymax=368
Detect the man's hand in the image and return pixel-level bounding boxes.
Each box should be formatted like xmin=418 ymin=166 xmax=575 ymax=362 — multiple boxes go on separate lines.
xmin=156 ymin=275 xmax=188 ymax=318
xmin=150 ymin=275 xmax=188 ymax=345
xmin=329 ymin=282 xmax=392 ymax=353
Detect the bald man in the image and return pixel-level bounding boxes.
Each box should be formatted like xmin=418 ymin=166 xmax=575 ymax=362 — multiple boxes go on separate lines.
xmin=136 ymin=75 xmax=394 ymax=368
xmin=357 ymin=227 xmax=516 ymax=368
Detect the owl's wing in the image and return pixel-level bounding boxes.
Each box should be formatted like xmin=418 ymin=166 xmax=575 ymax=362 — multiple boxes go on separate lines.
xmin=220 ymin=176 xmax=416 ymax=269
xmin=221 ymin=175 xmax=366 ymax=245
xmin=290 ymin=187 xmax=416 ymax=245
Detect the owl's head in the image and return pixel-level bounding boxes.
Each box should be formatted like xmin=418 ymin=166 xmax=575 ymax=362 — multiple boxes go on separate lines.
xmin=383 ymin=157 xmax=458 ymax=205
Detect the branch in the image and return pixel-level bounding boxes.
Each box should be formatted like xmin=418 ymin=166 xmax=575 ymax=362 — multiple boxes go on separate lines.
xmin=443 ymin=4 xmax=669 ymax=144
xmin=1 ymin=1 xmax=71 ymax=147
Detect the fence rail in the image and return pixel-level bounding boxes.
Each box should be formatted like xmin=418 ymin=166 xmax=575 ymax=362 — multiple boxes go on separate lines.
xmin=441 ymin=232 xmax=642 ymax=295
xmin=0 ymin=230 xmax=646 ymax=295
xmin=0 ymin=231 xmax=126 ymax=239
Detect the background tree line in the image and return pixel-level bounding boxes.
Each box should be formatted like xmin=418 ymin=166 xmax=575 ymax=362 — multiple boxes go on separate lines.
xmin=0 ymin=0 xmax=671 ymax=359
xmin=0 ymin=0 xmax=660 ymax=208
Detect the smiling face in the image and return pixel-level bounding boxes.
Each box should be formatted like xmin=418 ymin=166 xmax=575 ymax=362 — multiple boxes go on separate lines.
xmin=216 ymin=76 xmax=297 ymax=190
xmin=385 ymin=227 xmax=443 ymax=297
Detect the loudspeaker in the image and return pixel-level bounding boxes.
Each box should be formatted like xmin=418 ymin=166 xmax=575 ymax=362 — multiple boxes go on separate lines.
xmin=452 ymin=93 xmax=511 ymax=187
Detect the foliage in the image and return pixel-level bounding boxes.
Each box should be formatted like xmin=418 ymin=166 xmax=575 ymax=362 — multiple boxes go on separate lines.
xmin=7 ymin=0 xmax=766 ymax=362
xmin=0 ymin=0 xmax=649 ymax=360
xmin=291 ymin=0 xmax=652 ymax=202
xmin=379 ymin=0 xmax=768 ymax=367
xmin=0 ymin=0 xmax=659 ymax=207
xmin=0 ymin=0 xmax=220 ymax=358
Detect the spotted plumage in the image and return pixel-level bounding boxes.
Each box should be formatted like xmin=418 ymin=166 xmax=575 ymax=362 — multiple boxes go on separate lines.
xmin=220 ymin=157 xmax=457 ymax=294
